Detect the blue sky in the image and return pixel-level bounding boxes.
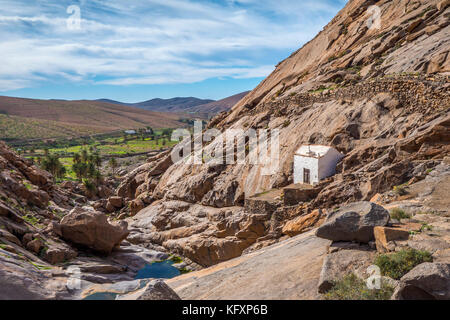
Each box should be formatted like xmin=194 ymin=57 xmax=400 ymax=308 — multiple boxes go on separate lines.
xmin=0 ymin=0 xmax=347 ymax=102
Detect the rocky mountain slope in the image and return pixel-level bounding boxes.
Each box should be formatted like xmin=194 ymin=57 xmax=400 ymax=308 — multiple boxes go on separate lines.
xmin=168 ymin=162 xmax=450 ymax=300
xmin=112 ymin=0 xmax=449 ymax=270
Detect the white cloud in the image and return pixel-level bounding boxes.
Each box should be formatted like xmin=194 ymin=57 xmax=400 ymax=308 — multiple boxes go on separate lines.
xmin=0 ymin=0 xmax=346 ymax=91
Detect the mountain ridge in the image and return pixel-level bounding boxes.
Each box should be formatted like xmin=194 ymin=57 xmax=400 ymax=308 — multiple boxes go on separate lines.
xmin=96 ymin=91 xmax=250 ymax=114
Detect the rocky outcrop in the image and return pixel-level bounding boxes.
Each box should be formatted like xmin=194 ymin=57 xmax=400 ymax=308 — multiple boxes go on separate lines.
xmin=108 ymin=196 xmax=123 ymax=209
xmin=127 ymin=200 xmax=269 ymax=267
xmin=316 ymin=202 xmax=390 ymax=243
xmin=318 ymin=247 xmax=375 ymax=293
xmin=392 ymin=263 xmax=450 ymax=300
xmin=117 ymin=280 xmax=181 ymax=300
xmin=0 ymin=250 xmax=59 ymax=300
xmin=60 ymin=207 xmax=129 ymax=254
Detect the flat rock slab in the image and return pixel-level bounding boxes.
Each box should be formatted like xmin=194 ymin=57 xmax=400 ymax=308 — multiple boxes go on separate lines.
xmin=166 ymin=230 xmax=330 ymax=300
xmin=318 ymin=248 xmax=375 ymax=293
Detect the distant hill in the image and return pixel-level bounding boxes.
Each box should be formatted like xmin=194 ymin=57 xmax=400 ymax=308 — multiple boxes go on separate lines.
xmin=98 ymin=97 xmax=214 ymax=113
xmin=0 ymin=96 xmax=184 ymax=140
xmin=134 ymin=97 xmax=215 ymax=112
xmin=97 ymin=92 xmax=249 ymax=115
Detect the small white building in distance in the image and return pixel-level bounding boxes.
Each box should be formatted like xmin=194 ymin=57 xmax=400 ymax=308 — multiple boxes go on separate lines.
xmin=293 ymin=145 xmax=344 ymax=185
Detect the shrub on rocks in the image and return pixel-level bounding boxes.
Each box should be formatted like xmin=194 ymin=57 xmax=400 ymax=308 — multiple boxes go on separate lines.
xmin=374 ymin=249 xmax=433 ymax=280
xmin=324 ymin=274 xmax=394 ymax=300
xmin=389 ymin=208 xmax=410 ymax=221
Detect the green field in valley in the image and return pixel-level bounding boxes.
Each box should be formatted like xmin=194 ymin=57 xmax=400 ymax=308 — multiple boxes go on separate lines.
xmin=17 ymin=130 xmax=179 ymax=181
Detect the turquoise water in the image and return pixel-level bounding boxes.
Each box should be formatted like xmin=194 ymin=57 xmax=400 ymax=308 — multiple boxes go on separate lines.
xmin=82 ymin=261 xmax=181 ymax=300
xmin=134 ymin=260 xmax=181 ymax=280
xmin=83 ymin=292 xmax=119 ymax=300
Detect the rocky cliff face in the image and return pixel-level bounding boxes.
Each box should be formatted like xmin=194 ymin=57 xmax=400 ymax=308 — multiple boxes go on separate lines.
xmin=0 ymin=141 xmax=79 ymax=264
xmin=119 ymin=0 xmax=450 ymax=267
xmin=0 ymin=142 xmax=147 ymax=299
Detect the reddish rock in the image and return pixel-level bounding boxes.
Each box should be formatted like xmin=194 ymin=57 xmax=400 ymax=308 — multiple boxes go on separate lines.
xmin=105 ymin=201 xmax=116 ymax=213
xmin=26 ymin=238 xmax=43 ymax=254
xmin=437 ymin=0 xmax=450 ymax=11
xmin=374 ymin=226 xmax=410 ymax=253
xmin=130 ymin=198 xmax=145 ymax=216
xmin=108 ymin=196 xmax=124 ymax=208
xmin=282 ymin=209 xmax=325 ymax=237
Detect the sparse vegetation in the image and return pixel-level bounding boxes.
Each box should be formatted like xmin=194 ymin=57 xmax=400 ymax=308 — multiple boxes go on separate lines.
xmin=282 ymin=120 xmax=291 ymax=128
xmin=420 ymin=223 xmax=433 ymax=232
xmin=108 ymin=157 xmax=118 ymax=176
xmin=29 ymin=261 xmax=52 ymax=271
xmin=0 ymin=114 xmax=98 ymax=141
xmin=169 ymin=256 xmax=183 ymax=264
xmin=393 ymin=184 xmax=408 ymax=196
xmin=179 ymin=268 xmax=191 ymax=274
xmin=23 ymin=181 xmax=33 ymax=190
xmin=309 ymin=85 xmax=335 ymax=94
xmin=374 ymin=249 xmax=433 ymax=280
xmin=23 ymin=214 xmax=40 ymax=226
xmin=389 ymin=208 xmax=410 ymax=220
xmin=324 ymin=274 xmax=394 ymax=300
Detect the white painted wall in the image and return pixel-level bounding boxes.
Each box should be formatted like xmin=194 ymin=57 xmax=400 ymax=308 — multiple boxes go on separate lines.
xmin=294 ymin=155 xmax=319 ymax=185
xmin=294 ymin=147 xmax=344 ymax=185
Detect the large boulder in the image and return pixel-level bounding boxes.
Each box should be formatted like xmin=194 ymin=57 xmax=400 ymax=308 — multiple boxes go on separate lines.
xmin=316 ymin=202 xmax=390 ymax=243
xmin=392 ymin=263 xmax=450 ymax=300
xmin=118 ymin=280 xmax=181 ymax=300
xmin=60 ymin=207 xmax=129 ymax=254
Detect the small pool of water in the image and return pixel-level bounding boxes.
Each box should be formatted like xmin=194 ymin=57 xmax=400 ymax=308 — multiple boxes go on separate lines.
xmin=134 ymin=260 xmax=181 ymax=280
xmin=83 ymin=292 xmax=119 ymax=300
